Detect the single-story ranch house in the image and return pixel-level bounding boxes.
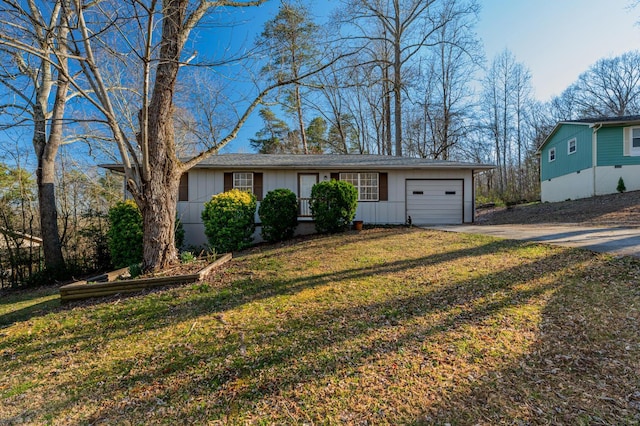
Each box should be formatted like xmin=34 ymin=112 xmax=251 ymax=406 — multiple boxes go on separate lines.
xmin=104 ymin=154 xmax=493 ymax=248
xmin=538 ymin=116 xmax=640 ymax=202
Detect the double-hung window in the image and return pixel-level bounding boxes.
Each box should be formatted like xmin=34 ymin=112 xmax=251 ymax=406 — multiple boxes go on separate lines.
xmin=340 ymin=172 xmax=379 ymax=201
xmin=567 ymin=138 xmax=577 ymax=155
xmin=548 ymin=147 xmax=556 ymax=162
xmin=632 ymin=128 xmax=640 ymax=155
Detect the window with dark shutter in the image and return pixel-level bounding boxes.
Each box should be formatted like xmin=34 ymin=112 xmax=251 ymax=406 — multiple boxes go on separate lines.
xmin=225 ymin=172 xmax=263 ymax=200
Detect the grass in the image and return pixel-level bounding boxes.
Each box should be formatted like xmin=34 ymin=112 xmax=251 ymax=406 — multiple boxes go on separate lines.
xmin=1 ymin=228 xmax=639 ymax=425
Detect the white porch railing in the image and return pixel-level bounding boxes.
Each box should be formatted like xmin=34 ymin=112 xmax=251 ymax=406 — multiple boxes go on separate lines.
xmin=298 ymin=198 xmax=312 ymax=217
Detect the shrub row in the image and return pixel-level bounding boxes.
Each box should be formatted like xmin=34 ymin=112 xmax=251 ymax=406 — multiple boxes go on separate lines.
xmin=107 ymin=181 xmax=359 ymax=262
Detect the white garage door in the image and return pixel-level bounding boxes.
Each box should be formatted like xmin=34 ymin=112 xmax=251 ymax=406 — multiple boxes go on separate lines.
xmin=406 ymin=179 xmax=463 ymax=224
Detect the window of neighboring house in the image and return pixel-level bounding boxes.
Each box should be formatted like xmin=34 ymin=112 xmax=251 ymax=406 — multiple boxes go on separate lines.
xmin=233 ymin=172 xmax=253 ymax=192
xmin=340 ymin=172 xmax=379 ymax=201
xmin=178 ymin=173 xmax=188 ymax=201
xmin=568 ymin=138 xmax=577 ymax=155
xmin=549 ymin=147 xmax=556 ymax=162
xmin=632 ymin=128 xmax=640 ymax=154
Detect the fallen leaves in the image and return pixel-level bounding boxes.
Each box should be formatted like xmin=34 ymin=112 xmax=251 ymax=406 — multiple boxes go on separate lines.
xmin=1 ymin=228 xmax=640 ymax=424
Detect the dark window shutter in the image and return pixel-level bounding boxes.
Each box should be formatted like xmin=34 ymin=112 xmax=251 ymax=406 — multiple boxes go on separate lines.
xmin=379 ymin=172 xmax=388 ymax=201
xmin=254 ymin=172 xmax=263 ymax=201
xmin=224 ymin=173 xmax=233 ymax=192
xmin=178 ymin=173 xmax=189 ymax=201
xmin=330 ymin=172 xmax=339 ymax=181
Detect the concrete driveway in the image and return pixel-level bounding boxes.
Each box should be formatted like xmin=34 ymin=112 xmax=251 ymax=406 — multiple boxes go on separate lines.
xmin=427 ymin=224 xmax=640 ymax=258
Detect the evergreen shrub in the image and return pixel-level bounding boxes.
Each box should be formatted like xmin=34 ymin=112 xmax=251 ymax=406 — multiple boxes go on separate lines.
xmin=258 ymin=188 xmax=298 ymax=242
xmin=107 ymin=200 xmax=143 ymax=268
xmin=201 ymin=189 xmax=257 ymax=253
xmin=310 ymin=180 xmax=358 ymax=233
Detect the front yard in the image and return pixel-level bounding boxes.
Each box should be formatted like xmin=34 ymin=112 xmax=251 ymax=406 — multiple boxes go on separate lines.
xmin=1 ymin=228 xmax=639 ymax=424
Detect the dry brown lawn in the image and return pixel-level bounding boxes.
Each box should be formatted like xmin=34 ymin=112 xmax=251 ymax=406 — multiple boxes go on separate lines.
xmin=1 ymin=228 xmax=639 ymax=425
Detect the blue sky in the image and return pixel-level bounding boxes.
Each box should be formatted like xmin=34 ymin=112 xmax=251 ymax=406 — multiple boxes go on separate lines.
xmin=3 ymin=1 xmax=639 ymax=159
xmin=222 ymin=0 xmax=640 ymax=151
xmin=478 ymin=0 xmax=640 ymax=101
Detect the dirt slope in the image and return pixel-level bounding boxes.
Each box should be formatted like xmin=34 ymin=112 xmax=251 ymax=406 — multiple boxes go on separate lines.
xmin=476 ymin=190 xmax=640 ymax=226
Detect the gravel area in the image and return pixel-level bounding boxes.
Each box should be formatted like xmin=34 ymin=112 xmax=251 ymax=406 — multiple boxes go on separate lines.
xmin=476 ymin=190 xmax=640 ymax=227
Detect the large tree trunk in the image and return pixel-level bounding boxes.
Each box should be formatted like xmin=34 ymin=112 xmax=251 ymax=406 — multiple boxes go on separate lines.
xmin=136 ymin=0 xmax=185 ymax=271
xmin=36 ymin=153 xmax=64 ymax=270
xmin=33 ymin=104 xmax=65 ymax=272
xmin=32 ymin=8 xmax=70 ymax=274
xmin=140 ymin=167 xmax=179 ymax=272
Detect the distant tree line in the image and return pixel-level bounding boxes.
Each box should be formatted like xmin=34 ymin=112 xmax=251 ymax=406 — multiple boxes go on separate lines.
xmin=249 ymin=2 xmax=640 ymax=204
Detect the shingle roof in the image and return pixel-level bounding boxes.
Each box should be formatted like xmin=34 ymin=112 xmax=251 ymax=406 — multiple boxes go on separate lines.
xmin=538 ymin=115 xmax=640 ymax=153
xmin=101 ymin=154 xmax=494 ymax=172
xmin=190 ymin=154 xmax=494 ymax=170
xmin=563 ymin=115 xmax=640 ymax=124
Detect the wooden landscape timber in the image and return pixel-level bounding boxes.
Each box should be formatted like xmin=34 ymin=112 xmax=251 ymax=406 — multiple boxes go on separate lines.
xmin=59 ymin=253 xmax=232 ymax=301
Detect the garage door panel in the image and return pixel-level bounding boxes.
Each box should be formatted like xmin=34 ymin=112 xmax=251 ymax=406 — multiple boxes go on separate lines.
xmin=406 ymin=179 xmax=463 ymax=224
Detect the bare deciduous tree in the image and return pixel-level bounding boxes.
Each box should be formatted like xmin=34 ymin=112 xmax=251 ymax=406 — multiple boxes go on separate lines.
xmin=339 ymin=0 xmax=446 ymax=156
xmin=407 ymin=0 xmax=482 ymax=160
xmin=559 ymin=51 xmax=640 ymax=118
xmin=0 ymin=0 xmax=72 ymax=272
xmin=481 ymin=49 xmax=533 ymax=197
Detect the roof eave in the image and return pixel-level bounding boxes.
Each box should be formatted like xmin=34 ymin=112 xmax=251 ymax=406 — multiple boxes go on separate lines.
xmin=191 ymin=163 xmax=495 ymax=171
xmin=536 ymin=121 xmax=592 ymax=154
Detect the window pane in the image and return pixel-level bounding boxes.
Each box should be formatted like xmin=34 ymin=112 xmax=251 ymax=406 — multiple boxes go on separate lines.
xmin=633 ymin=138 xmax=640 ymax=148
xmin=233 ymin=172 xmax=253 ymax=192
xmin=339 ymin=172 xmax=379 ymax=201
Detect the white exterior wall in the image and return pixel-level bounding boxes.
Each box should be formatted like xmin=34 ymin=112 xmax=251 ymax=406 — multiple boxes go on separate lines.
xmin=178 ymin=168 xmax=476 ymax=248
xmin=541 ymin=165 xmax=640 ymax=203
xmin=594 ymin=165 xmax=640 ymax=195
xmin=541 ymin=169 xmax=594 ymax=202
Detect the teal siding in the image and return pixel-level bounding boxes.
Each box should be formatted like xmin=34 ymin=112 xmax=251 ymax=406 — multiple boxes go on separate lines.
xmin=541 ymin=124 xmax=593 ymax=181
xmin=597 ymin=126 xmax=640 ymax=166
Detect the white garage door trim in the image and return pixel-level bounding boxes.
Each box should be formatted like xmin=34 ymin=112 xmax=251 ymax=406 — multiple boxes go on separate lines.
xmin=406 ymin=179 xmax=464 ymax=225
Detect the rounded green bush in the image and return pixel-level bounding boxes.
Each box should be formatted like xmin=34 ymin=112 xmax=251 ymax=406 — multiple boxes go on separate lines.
xmin=107 ymin=200 xmax=143 ymax=268
xmin=258 ymin=188 xmax=298 ymax=242
xmin=201 ymin=189 xmax=257 ymax=253
xmin=310 ymin=180 xmax=358 ymax=233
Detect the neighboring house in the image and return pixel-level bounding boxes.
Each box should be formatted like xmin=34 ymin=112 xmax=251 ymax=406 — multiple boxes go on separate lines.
xmin=103 ymin=154 xmax=493 ymax=248
xmin=0 ymin=227 xmax=42 ymax=250
xmin=538 ymin=116 xmax=640 ymax=202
